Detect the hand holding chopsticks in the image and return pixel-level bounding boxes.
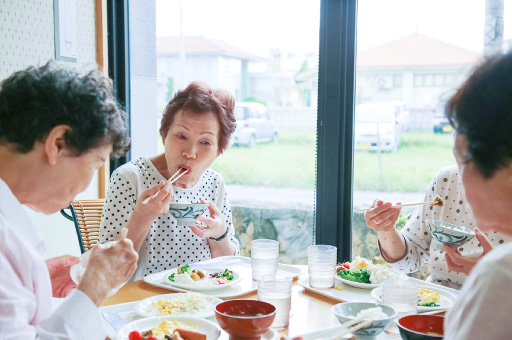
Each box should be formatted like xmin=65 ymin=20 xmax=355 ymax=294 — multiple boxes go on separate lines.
xmin=141 ymin=168 xmax=187 ymax=204
xmin=355 ymin=194 xmax=444 ymax=213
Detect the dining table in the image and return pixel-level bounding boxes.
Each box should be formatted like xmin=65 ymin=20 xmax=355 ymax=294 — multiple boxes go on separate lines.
xmin=100 ymin=260 xmax=449 ymax=340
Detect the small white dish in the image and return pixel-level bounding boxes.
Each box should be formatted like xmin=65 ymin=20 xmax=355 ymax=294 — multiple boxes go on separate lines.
xmin=371 ymin=285 xmax=457 ymax=312
xmin=165 ymin=267 xmax=242 ymax=291
xmin=70 ymin=251 xmax=125 ymax=297
xmin=117 ymin=315 xmax=221 ymax=340
xmin=133 ymin=292 xmax=222 ymax=318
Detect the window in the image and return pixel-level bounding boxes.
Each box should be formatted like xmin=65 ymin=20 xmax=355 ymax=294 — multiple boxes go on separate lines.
xmin=414 ymin=74 xmax=424 ymax=87
xmin=352 ymin=0 xmax=510 ymax=271
xmin=154 ymin=0 xmax=321 ymax=264
xmin=393 ymin=74 xmax=403 ymax=87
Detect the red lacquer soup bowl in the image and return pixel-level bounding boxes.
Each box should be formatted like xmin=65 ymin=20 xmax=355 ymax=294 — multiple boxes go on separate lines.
xmin=215 ymin=299 xmax=276 ymax=340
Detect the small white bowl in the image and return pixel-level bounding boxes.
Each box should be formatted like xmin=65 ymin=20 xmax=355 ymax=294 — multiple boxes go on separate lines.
xmin=426 ymin=219 xmax=476 ymax=249
xmin=70 ymin=251 xmax=126 ymax=297
xmin=331 ymin=302 xmax=396 ymax=340
xmin=169 ymin=202 xmax=209 ymax=226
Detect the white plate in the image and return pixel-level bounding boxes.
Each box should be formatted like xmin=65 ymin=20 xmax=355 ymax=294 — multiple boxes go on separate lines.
xmin=262 ymin=327 xmax=279 ymax=340
xmin=371 ymin=285 xmax=458 ymax=312
xmin=70 ymin=251 xmax=125 ymax=297
xmin=117 ymin=315 xmax=220 ymax=340
xmin=165 ymin=267 xmax=242 ymax=291
xmin=335 ymin=276 xmax=381 ymax=289
xmin=133 ymin=292 xmax=222 ymax=318
xmin=335 ymin=269 xmax=407 ymax=290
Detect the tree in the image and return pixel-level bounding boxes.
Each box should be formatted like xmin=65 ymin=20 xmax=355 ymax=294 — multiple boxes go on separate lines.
xmin=484 ymin=0 xmax=504 ymax=56
xmin=166 ymin=77 xmax=174 ymax=102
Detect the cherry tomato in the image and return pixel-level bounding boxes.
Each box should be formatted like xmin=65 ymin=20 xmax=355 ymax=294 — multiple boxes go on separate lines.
xmin=128 ymin=330 xmax=142 ymax=340
xmin=146 ymin=336 xmax=159 ymax=340
xmin=336 ymin=262 xmax=350 ymax=272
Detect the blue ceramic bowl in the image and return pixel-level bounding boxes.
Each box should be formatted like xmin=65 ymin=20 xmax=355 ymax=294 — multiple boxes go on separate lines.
xmin=426 ymin=219 xmax=475 ymax=249
xmin=331 ymin=302 xmax=397 ymax=340
xmin=169 ymin=202 xmax=209 ymax=226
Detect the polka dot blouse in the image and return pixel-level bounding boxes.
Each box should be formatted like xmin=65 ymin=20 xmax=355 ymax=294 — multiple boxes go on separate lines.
xmin=385 ymin=165 xmax=512 ymax=290
xmin=98 ymin=156 xmax=240 ymax=281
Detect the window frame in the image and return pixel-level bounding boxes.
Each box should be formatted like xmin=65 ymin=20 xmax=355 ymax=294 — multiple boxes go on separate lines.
xmin=107 ymin=0 xmax=359 ymax=262
xmin=107 ymin=0 xmax=131 ymax=172
xmin=316 ymin=0 xmax=358 ymax=262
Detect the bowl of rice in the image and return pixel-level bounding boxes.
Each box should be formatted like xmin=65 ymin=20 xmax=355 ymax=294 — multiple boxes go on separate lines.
xmin=331 ymin=302 xmax=396 ymax=340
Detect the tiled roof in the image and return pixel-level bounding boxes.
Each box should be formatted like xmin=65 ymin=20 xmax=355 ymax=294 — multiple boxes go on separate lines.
xmin=357 ymin=33 xmax=481 ymax=67
xmin=157 ymin=36 xmax=264 ymax=61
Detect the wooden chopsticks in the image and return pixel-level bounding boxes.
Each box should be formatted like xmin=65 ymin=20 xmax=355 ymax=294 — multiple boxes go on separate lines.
xmin=355 ymin=195 xmax=443 ymax=213
xmin=141 ymin=168 xmax=187 ymax=204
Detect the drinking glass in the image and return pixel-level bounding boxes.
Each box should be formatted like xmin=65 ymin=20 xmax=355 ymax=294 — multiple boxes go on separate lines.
xmin=308 ymin=244 xmax=337 ymax=290
xmin=382 ymin=279 xmax=417 ymax=336
xmin=251 ymin=239 xmax=279 ymax=281
xmin=257 ymin=274 xmax=293 ymax=330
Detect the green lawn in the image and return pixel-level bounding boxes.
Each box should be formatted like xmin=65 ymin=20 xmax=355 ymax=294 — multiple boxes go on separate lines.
xmin=354 ymin=131 xmax=455 ymax=192
xmin=198 ymin=130 xmax=455 ymax=192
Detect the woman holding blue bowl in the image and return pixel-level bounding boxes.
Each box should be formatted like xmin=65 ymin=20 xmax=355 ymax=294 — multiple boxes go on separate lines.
xmin=99 ymin=82 xmax=240 ymax=281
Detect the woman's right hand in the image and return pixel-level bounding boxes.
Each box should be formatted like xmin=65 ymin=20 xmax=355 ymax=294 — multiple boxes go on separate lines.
xmin=134 ymin=180 xmax=174 ymax=219
xmin=364 ymin=199 xmax=402 ymax=234
xmin=77 ymin=238 xmax=138 ymax=306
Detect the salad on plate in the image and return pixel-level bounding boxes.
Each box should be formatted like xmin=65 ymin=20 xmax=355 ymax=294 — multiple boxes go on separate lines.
xmin=166 ymin=264 xmax=241 ymax=291
xmin=336 ymin=256 xmax=405 ymax=289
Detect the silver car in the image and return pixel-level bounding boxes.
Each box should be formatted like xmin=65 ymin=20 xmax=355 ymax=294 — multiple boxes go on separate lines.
xmin=232 ymin=102 xmax=278 ymax=147
xmin=354 ymin=102 xmax=405 ymax=152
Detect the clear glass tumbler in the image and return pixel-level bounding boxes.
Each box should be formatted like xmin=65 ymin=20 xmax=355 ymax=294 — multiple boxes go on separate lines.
xmin=251 ymin=239 xmax=280 ymax=281
xmin=382 ymin=279 xmax=418 ymax=336
xmin=257 ymin=274 xmax=293 ymax=330
xmin=308 ymin=244 xmax=337 ymax=290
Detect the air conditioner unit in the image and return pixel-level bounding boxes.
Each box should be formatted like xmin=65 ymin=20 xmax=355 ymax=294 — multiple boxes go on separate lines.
xmin=375 ymin=76 xmax=393 ymax=89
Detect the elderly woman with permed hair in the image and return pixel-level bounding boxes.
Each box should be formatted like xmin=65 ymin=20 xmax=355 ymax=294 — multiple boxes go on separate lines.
xmin=99 ymin=81 xmax=240 ymax=281
xmin=0 ymin=63 xmax=138 ymax=339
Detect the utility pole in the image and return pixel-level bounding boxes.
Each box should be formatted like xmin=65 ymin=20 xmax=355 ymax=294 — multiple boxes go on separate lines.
xmin=178 ymin=0 xmax=186 ymax=89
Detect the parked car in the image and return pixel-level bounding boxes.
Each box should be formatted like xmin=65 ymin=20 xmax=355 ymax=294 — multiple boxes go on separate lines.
xmin=231 ymin=102 xmax=278 ymax=147
xmin=433 ymin=105 xmax=452 ymax=133
xmin=354 ymin=102 xmax=404 ymax=152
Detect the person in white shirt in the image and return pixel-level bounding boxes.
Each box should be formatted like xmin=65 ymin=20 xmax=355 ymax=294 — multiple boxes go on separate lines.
xmin=99 ymin=82 xmax=239 ymax=281
xmin=0 ymin=62 xmax=138 ymax=339
xmin=443 ymin=51 xmax=512 ymax=339
xmin=363 ymin=165 xmax=512 ymax=289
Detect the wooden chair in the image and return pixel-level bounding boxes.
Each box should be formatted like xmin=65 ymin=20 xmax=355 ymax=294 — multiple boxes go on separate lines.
xmin=60 ymin=199 xmax=105 ymax=254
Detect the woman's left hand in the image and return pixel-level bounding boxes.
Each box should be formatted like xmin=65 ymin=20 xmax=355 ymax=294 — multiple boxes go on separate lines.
xmin=46 ymin=254 xmax=81 ymax=298
xmin=189 ymin=200 xmax=227 ymax=239
xmin=444 ymin=227 xmax=494 ymax=275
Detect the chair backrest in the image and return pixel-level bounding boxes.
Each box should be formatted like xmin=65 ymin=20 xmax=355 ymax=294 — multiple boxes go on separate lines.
xmin=60 ymin=199 xmax=105 ymax=253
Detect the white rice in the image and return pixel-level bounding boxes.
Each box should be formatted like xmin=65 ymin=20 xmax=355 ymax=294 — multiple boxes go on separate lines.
xmin=353 ymin=306 xmax=388 ymax=320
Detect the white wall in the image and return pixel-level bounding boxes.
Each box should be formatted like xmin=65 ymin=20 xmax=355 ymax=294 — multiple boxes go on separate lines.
xmin=0 ymin=0 xmax=99 ymax=259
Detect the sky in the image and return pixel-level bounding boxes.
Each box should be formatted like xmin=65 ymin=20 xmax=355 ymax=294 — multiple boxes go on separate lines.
xmin=156 ymin=0 xmax=511 ymax=57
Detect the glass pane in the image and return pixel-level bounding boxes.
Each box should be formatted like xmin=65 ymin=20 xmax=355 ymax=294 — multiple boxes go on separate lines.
xmin=353 ymin=0 xmax=511 ymax=282
xmin=156 ymin=0 xmax=320 ymax=264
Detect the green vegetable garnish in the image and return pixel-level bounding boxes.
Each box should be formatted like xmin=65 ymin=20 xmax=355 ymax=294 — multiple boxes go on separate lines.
xmin=419 ymin=301 xmax=440 ymax=307
xmin=337 ymin=268 xmax=371 ymax=283
xmin=178 ymin=265 xmax=192 ymax=274
xmin=216 ymin=269 xmax=234 ymax=280
xmin=169 ymin=273 xmax=176 ymax=281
